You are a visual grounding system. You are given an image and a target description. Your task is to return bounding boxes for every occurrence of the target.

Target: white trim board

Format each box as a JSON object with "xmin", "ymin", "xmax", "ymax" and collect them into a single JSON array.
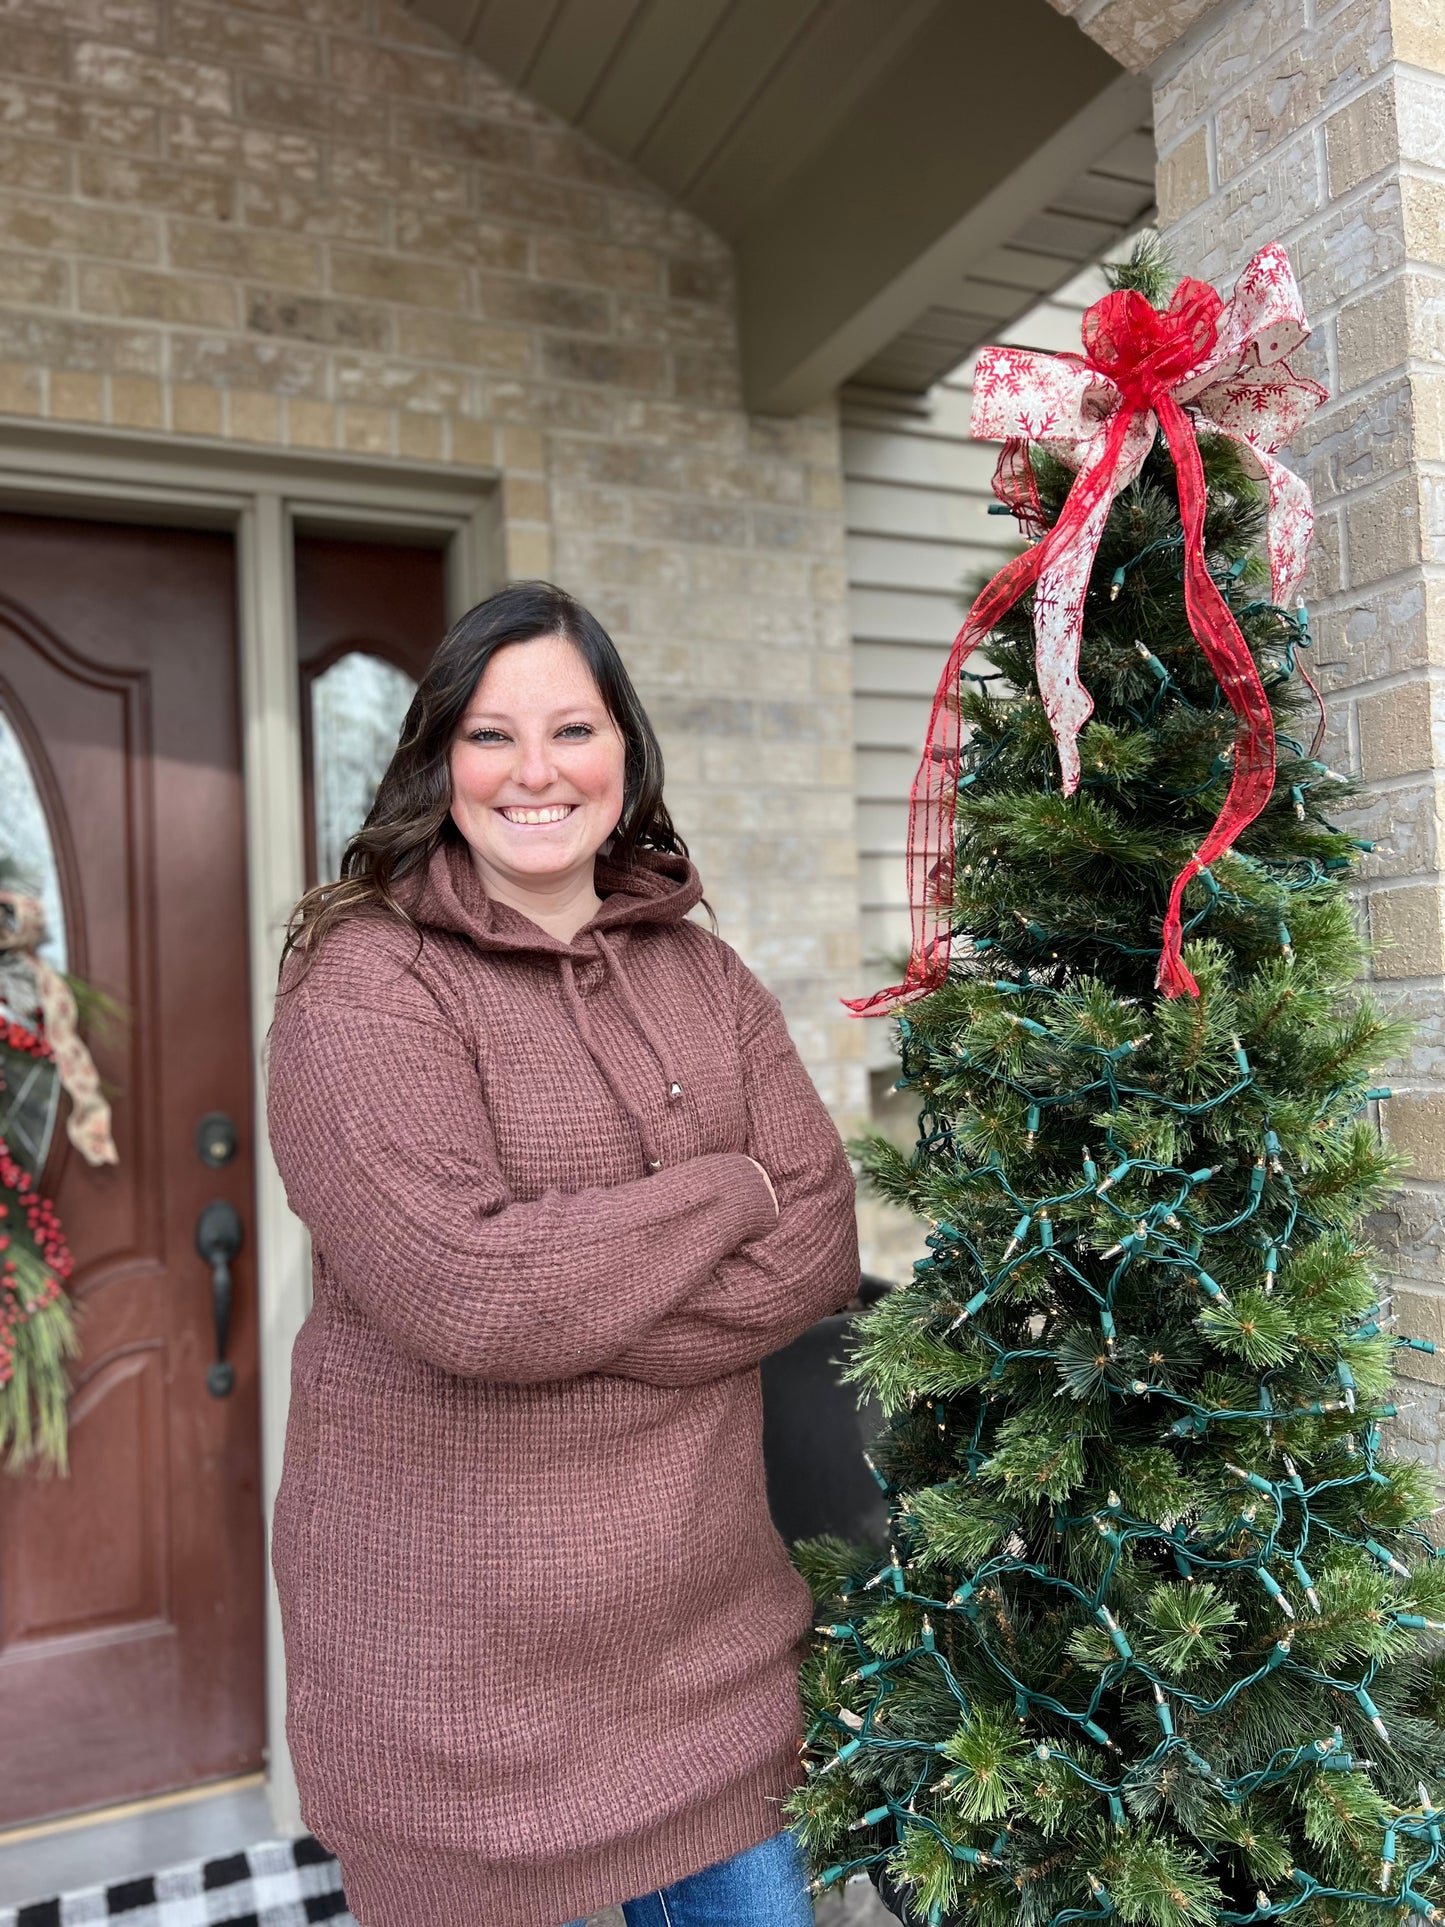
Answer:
[{"xmin": 0, "ymin": 417, "xmax": 499, "ymax": 1838}]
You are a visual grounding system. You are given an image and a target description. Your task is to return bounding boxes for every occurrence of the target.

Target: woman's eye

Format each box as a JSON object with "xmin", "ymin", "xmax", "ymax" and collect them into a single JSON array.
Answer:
[{"xmin": 463, "ymin": 722, "xmax": 594, "ymax": 743}]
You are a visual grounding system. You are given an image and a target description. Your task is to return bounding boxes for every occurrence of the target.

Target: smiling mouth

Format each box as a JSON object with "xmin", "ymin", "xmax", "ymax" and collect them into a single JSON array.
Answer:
[{"xmin": 497, "ymin": 804, "xmax": 577, "ymax": 825}]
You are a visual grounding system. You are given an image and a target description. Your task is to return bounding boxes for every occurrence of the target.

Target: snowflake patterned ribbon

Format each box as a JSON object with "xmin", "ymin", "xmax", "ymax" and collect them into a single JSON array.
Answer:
[{"xmin": 845, "ymin": 242, "xmax": 1327, "ymax": 1017}]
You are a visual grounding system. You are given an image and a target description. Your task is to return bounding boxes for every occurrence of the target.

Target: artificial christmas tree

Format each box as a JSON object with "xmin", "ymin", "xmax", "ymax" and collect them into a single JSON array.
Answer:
[{"xmin": 787, "ymin": 243, "xmax": 1445, "ymax": 1927}]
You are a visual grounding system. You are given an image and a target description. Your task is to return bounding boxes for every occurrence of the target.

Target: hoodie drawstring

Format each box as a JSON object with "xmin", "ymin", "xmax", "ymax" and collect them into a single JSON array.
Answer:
[
  {"xmin": 557, "ymin": 934, "xmax": 680, "ymax": 1172},
  {"xmin": 591, "ymin": 930, "xmax": 684, "ymax": 1105}
]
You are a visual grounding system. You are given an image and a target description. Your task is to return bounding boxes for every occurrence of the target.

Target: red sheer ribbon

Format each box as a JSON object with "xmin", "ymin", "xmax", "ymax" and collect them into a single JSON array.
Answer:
[
  {"xmin": 843, "ymin": 279, "xmax": 1279, "ymax": 1017},
  {"xmin": 991, "ymin": 440, "xmax": 1050, "ymax": 541}
]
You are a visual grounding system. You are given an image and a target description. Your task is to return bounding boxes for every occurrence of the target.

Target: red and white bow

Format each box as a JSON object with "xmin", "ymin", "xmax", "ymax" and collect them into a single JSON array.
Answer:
[{"xmin": 845, "ymin": 242, "xmax": 1327, "ymax": 1017}]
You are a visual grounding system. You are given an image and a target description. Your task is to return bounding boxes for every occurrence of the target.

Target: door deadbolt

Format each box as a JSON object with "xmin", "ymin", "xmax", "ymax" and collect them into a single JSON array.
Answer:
[{"xmin": 196, "ymin": 1112, "xmax": 238, "ymax": 1169}]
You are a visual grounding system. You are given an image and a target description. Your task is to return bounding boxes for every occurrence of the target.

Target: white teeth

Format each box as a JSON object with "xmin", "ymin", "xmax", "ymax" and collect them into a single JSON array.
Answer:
[{"xmin": 500, "ymin": 805, "xmax": 574, "ymax": 824}]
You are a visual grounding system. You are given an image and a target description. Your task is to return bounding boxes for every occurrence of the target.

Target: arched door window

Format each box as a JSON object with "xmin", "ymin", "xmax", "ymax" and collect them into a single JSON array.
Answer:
[
  {"xmin": 0, "ymin": 703, "xmax": 67, "ymax": 969},
  {"xmin": 309, "ymin": 652, "xmax": 417, "ymax": 884}
]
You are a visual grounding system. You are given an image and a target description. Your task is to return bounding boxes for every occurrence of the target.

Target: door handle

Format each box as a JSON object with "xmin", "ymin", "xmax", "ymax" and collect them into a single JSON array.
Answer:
[{"xmin": 195, "ymin": 1199, "xmax": 243, "ymax": 1397}]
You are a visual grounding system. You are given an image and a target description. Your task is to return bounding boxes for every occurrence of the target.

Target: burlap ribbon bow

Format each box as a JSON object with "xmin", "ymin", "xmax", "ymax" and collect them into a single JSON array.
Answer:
[{"xmin": 0, "ymin": 891, "xmax": 118, "ymax": 1167}]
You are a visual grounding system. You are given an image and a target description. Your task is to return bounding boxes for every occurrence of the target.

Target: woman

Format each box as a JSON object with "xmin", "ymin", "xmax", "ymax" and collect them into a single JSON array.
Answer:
[{"xmin": 267, "ymin": 581, "xmax": 859, "ymax": 1927}]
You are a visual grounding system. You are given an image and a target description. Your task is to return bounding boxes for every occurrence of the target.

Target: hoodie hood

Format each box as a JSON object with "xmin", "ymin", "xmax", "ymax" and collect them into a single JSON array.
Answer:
[
  {"xmin": 400, "ymin": 833, "xmax": 704, "ymax": 958},
  {"xmin": 396, "ymin": 836, "xmax": 703, "ymax": 1172}
]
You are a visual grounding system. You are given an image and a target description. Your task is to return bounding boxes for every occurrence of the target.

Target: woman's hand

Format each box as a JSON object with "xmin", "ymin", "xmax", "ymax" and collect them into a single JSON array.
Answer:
[{"xmin": 746, "ymin": 1156, "xmax": 779, "ymax": 1219}]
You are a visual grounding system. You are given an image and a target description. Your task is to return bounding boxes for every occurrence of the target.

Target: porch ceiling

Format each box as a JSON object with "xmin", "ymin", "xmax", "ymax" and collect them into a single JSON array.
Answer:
[{"xmin": 407, "ymin": 0, "xmax": 1155, "ymax": 413}]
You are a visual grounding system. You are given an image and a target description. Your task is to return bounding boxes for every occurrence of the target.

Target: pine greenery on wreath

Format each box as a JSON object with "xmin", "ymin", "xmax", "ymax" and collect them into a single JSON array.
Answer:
[
  {"xmin": 0, "ymin": 1010, "xmax": 78, "ymax": 1471},
  {"xmin": 786, "ymin": 249, "xmax": 1445, "ymax": 1927}
]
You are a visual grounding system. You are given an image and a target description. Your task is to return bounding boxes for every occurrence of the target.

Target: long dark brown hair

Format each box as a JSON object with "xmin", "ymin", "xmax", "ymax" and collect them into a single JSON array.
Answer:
[{"xmin": 279, "ymin": 579, "xmax": 688, "ymax": 982}]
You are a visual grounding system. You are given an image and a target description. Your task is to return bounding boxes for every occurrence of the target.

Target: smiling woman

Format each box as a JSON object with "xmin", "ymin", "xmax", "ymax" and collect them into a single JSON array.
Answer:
[{"xmin": 263, "ymin": 581, "xmax": 857, "ymax": 1927}]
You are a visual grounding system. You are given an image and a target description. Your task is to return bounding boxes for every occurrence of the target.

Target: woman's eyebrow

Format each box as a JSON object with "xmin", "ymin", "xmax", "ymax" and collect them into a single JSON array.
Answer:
[{"xmin": 459, "ymin": 704, "xmax": 607, "ymax": 726}]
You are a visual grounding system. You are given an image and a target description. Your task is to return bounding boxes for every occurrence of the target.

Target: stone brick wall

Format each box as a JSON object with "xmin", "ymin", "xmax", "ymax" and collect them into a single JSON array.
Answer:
[
  {"xmin": 1045, "ymin": 0, "xmax": 1222, "ymax": 71},
  {"xmin": 1101, "ymin": 0, "xmax": 1445, "ymax": 1488},
  {"xmin": 0, "ymin": 0, "xmax": 863, "ymax": 1114}
]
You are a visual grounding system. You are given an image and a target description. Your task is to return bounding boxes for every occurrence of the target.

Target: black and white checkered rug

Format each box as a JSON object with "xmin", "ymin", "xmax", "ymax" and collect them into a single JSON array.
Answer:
[{"xmin": 0, "ymin": 1836, "xmax": 352, "ymax": 1927}]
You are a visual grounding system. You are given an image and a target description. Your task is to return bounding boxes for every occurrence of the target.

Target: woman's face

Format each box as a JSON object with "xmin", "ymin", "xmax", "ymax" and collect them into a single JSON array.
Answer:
[{"xmin": 448, "ymin": 633, "xmax": 627, "ymax": 896}]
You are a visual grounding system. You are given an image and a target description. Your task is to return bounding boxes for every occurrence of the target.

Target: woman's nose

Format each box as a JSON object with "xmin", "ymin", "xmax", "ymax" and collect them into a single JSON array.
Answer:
[{"xmin": 513, "ymin": 737, "xmax": 559, "ymax": 790}]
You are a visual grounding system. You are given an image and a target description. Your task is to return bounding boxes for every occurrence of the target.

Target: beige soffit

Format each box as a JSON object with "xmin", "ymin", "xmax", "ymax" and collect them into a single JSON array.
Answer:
[{"xmin": 405, "ymin": 0, "xmax": 1154, "ymax": 412}]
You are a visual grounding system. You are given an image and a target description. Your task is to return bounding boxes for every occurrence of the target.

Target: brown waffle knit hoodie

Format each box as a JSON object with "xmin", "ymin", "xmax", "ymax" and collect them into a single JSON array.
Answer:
[{"xmin": 266, "ymin": 835, "xmax": 859, "ymax": 1927}]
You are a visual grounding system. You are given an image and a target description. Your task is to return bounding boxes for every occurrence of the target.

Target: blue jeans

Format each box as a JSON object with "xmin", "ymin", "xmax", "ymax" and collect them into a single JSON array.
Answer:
[{"xmin": 563, "ymin": 1826, "xmax": 815, "ymax": 1926}]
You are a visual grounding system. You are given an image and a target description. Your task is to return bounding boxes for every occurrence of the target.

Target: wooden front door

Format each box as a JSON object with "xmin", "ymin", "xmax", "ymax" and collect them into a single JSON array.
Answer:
[{"xmin": 0, "ymin": 512, "xmax": 264, "ymax": 1828}]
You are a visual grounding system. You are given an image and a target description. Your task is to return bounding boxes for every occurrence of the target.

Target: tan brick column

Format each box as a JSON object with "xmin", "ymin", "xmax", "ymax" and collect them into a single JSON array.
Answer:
[{"xmin": 1047, "ymin": 0, "xmax": 1445, "ymax": 1493}]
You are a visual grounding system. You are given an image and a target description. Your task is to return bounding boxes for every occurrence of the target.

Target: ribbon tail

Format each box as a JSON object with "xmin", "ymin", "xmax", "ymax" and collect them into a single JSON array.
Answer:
[
  {"xmin": 1154, "ymin": 392, "xmax": 1277, "ymax": 997},
  {"xmin": 1208, "ymin": 429, "xmax": 1315, "ymax": 607},
  {"xmin": 1033, "ymin": 519, "xmax": 1103, "ymax": 795},
  {"xmin": 30, "ymin": 952, "xmax": 119, "ymax": 1166},
  {"xmin": 843, "ymin": 542, "xmax": 1047, "ymax": 1016},
  {"xmin": 1203, "ymin": 424, "xmax": 1323, "ymax": 751},
  {"xmin": 1031, "ymin": 406, "xmax": 1143, "ymax": 793},
  {"xmin": 1230, "ymin": 435, "xmax": 1324, "ymax": 751}
]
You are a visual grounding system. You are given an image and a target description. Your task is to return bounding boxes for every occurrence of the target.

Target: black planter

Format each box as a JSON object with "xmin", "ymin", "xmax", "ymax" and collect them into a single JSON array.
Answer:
[
  {"xmin": 758, "ymin": 1277, "xmax": 891, "ymax": 1548},
  {"xmin": 873, "ymin": 1861, "xmax": 926, "ymax": 1924}
]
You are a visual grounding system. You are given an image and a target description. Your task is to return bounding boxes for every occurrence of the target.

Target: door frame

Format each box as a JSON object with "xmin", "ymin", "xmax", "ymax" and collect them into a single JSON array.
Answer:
[{"xmin": 0, "ymin": 418, "xmax": 499, "ymax": 1835}]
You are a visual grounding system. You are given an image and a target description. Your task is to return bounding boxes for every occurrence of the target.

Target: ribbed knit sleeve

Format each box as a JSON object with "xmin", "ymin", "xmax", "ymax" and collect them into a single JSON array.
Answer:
[
  {"xmin": 604, "ymin": 949, "xmax": 859, "ymax": 1387},
  {"xmin": 266, "ymin": 946, "xmax": 778, "ymax": 1385}
]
